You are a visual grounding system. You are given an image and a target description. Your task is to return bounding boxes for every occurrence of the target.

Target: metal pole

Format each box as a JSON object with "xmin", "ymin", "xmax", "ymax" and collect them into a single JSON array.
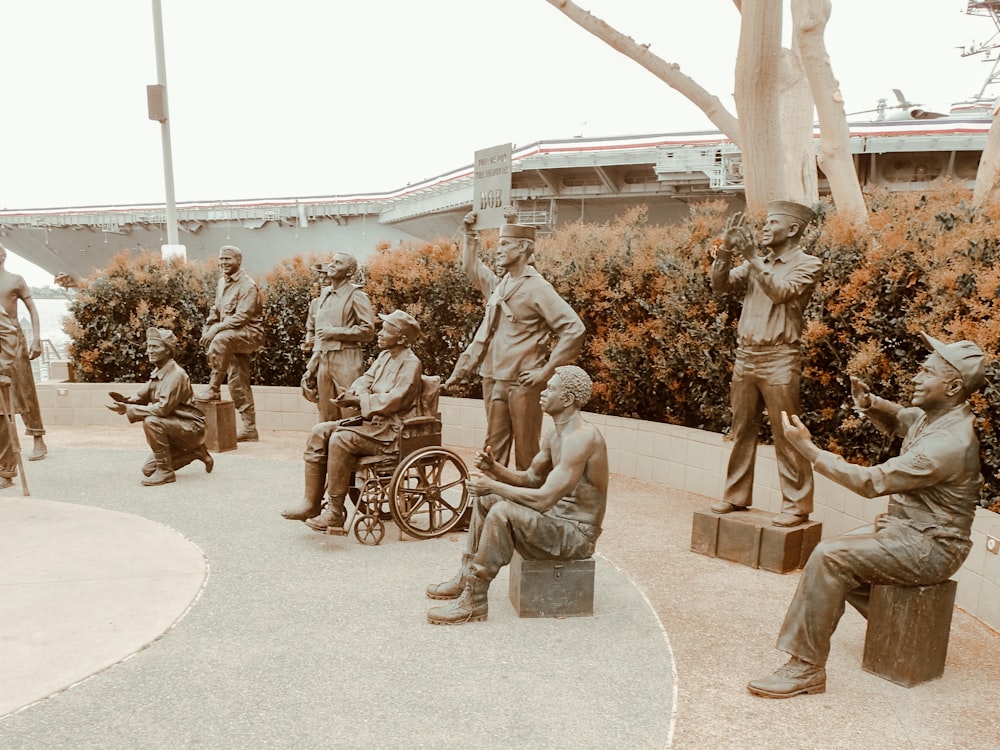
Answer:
[{"xmin": 151, "ymin": 0, "xmax": 180, "ymax": 248}]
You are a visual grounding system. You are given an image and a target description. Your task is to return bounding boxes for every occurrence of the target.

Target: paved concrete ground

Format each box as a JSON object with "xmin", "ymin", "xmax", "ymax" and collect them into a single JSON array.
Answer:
[{"xmin": 1, "ymin": 425, "xmax": 999, "ymax": 749}]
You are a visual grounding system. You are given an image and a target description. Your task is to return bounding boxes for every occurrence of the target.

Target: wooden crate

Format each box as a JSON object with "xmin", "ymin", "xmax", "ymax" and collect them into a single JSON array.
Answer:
[
  {"xmin": 508, "ymin": 551, "xmax": 595, "ymax": 618},
  {"xmin": 691, "ymin": 508, "xmax": 822, "ymax": 573},
  {"xmin": 195, "ymin": 398, "xmax": 237, "ymax": 453},
  {"xmin": 862, "ymin": 579, "xmax": 957, "ymax": 687}
]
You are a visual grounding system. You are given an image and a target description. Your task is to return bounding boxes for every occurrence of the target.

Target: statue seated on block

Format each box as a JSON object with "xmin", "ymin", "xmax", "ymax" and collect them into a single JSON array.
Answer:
[
  {"xmin": 426, "ymin": 365, "xmax": 608, "ymax": 625},
  {"xmin": 747, "ymin": 332, "xmax": 986, "ymax": 698},
  {"xmin": 106, "ymin": 327, "xmax": 212, "ymax": 486},
  {"xmin": 281, "ymin": 309, "xmax": 423, "ymax": 532}
]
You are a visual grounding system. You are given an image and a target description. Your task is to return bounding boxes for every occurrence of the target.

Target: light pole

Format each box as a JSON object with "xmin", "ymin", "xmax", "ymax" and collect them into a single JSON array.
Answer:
[{"xmin": 148, "ymin": 0, "xmax": 183, "ymax": 258}]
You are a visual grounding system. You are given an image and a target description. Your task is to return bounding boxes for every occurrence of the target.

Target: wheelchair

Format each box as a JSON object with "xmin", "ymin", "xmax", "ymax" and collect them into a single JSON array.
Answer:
[{"xmin": 334, "ymin": 375, "xmax": 471, "ymax": 545}]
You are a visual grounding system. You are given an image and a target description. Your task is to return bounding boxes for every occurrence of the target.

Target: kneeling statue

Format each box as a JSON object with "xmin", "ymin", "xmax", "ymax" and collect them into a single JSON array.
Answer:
[
  {"xmin": 106, "ymin": 327, "xmax": 212, "ymax": 486},
  {"xmin": 427, "ymin": 365, "xmax": 607, "ymax": 625}
]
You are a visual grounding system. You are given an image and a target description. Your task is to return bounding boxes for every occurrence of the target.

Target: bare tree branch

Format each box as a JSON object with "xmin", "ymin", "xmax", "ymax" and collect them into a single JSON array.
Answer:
[
  {"xmin": 792, "ymin": 0, "xmax": 868, "ymax": 226},
  {"xmin": 545, "ymin": 0, "xmax": 741, "ymax": 144}
]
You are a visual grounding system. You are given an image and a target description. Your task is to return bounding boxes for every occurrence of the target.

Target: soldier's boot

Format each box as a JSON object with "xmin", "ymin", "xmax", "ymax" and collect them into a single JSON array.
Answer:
[
  {"xmin": 237, "ymin": 410, "xmax": 259, "ymax": 442},
  {"xmin": 282, "ymin": 462, "xmax": 326, "ymax": 521},
  {"xmin": 425, "ymin": 553, "xmax": 473, "ymax": 600},
  {"xmin": 194, "ymin": 443, "xmax": 214, "ymax": 473},
  {"xmin": 141, "ymin": 449, "xmax": 176, "ymax": 486},
  {"xmin": 305, "ymin": 494, "xmax": 347, "ymax": 535},
  {"xmin": 142, "ymin": 452, "xmax": 157, "ymax": 477},
  {"xmin": 197, "ymin": 371, "xmax": 224, "ymax": 401},
  {"xmin": 426, "ymin": 572, "xmax": 489, "ymax": 625}
]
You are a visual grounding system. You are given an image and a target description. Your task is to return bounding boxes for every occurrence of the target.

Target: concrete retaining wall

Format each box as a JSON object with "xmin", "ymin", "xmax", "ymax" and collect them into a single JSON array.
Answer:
[{"xmin": 37, "ymin": 382, "xmax": 1000, "ymax": 633}]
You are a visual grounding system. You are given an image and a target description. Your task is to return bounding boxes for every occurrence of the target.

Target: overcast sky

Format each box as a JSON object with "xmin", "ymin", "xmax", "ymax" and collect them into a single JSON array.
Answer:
[{"xmin": 0, "ymin": 0, "xmax": 992, "ymax": 283}]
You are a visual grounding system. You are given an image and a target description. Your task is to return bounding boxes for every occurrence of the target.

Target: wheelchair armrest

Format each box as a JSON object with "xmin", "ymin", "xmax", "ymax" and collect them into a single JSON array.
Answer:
[{"xmin": 402, "ymin": 415, "xmax": 439, "ymax": 429}]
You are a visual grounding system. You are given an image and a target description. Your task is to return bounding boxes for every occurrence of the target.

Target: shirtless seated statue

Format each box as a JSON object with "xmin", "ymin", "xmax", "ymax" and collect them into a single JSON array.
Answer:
[{"xmin": 426, "ymin": 364, "xmax": 608, "ymax": 625}]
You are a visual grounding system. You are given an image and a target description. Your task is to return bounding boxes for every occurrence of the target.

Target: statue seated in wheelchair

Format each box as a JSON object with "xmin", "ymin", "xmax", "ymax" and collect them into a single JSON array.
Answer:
[{"xmin": 282, "ymin": 309, "xmax": 470, "ymax": 545}]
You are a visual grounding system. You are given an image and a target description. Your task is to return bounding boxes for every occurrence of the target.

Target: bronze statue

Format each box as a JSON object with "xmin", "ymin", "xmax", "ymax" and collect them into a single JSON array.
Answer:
[
  {"xmin": 446, "ymin": 212, "xmax": 585, "ymax": 470},
  {"xmin": 299, "ymin": 253, "xmax": 375, "ymax": 422},
  {"xmin": 0, "ymin": 306, "xmax": 26, "ymax": 489},
  {"xmin": 0, "ymin": 244, "xmax": 47, "ymax": 461},
  {"xmin": 282, "ymin": 310, "xmax": 423, "ymax": 528},
  {"xmin": 198, "ymin": 245, "xmax": 265, "ymax": 441},
  {"xmin": 106, "ymin": 327, "xmax": 212, "ymax": 486},
  {"xmin": 747, "ymin": 333, "xmax": 985, "ymax": 698},
  {"xmin": 427, "ymin": 365, "xmax": 608, "ymax": 625},
  {"xmin": 300, "ymin": 261, "xmax": 330, "ymax": 356},
  {"xmin": 710, "ymin": 201, "xmax": 822, "ymax": 527}
]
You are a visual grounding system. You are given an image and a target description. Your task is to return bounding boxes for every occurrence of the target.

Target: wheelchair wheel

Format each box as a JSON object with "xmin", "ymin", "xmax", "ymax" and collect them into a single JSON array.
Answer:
[
  {"xmin": 388, "ymin": 446, "xmax": 470, "ymax": 540},
  {"xmin": 354, "ymin": 514, "xmax": 385, "ymax": 545}
]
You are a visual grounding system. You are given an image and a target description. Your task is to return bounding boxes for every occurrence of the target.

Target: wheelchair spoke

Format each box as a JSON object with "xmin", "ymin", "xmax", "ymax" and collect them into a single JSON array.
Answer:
[{"xmin": 389, "ymin": 447, "xmax": 471, "ymax": 539}]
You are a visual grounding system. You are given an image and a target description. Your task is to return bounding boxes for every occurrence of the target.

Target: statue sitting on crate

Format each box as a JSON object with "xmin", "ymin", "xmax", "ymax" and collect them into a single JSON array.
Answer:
[
  {"xmin": 426, "ymin": 365, "xmax": 608, "ymax": 625},
  {"xmin": 747, "ymin": 332, "xmax": 986, "ymax": 699},
  {"xmin": 282, "ymin": 309, "xmax": 423, "ymax": 533},
  {"xmin": 105, "ymin": 327, "xmax": 212, "ymax": 486}
]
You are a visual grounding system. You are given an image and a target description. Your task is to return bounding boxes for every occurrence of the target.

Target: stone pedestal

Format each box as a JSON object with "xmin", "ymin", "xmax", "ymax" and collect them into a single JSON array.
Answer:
[
  {"xmin": 691, "ymin": 508, "xmax": 822, "ymax": 573},
  {"xmin": 508, "ymin": 551, "xmax": 595, "ymax": 618},
  {"xmin": 195, "ymin": 398, "xmax": 237, "ymax": 453},
  {"xmin": 862, "ymin": 579, "xmax": 957, "ymax": 687}
]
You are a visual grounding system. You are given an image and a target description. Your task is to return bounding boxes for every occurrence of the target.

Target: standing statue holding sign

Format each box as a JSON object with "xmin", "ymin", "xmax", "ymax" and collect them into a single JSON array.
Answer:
[
  {"xmin": 710, "ymin": 201, "xmax": 822, "ymax": 527},
  {"xmin": 446, "ymin": 212, "xmax": 585, "ymax": 470},
  {"xmin": 748, "ymin": 333, "xmax": 985, "ymax": 698}
]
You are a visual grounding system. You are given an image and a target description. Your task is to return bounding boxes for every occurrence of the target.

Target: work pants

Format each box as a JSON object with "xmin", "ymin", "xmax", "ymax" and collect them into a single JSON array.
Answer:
[
  {"xmin": 723, "ymin": 346, "xmax": 813, "ymax": 516},
  {"xmin": 206, "ymin": 328, "xmax": 263, "ymax": 416},
  {"xmin": 315, "ymin": 348, "xmax": 364, "ymax": 422},
  {"xmin": 482, "ymin": 377, "xmax": 543, "ymax": 471},
  {"xmin": 7, "ymin": 328, "xmax": 44, "ymax": 435},
  {"xmin": 466, "ymin": 492, "xmax": 597, "ymax": 584},
  {"xmin": 142, "ymin": 415, "xmax": 207, "ymax": 470},
  {"xmin": 303, "ymin": 420, "xmax": 390, "ymax": 499},
  {"xmin": 776, "ymin": 518, "xmax": 970, "ymax": 666}
]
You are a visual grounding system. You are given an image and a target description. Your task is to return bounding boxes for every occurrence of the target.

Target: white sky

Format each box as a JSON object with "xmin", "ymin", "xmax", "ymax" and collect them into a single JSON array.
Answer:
[{"xmin": 0, "ymin": 0, "xmax": 992, "ymax": 283}]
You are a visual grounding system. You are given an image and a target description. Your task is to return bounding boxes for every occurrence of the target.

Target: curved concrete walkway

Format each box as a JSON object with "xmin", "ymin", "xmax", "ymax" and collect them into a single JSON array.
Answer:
[
  {"xmin": 0, "ymin": 429, "xmax": 673, "ymax": 749},
  {"xmin": 2, "ymin": 425, "xmax": 999, "ymax": 749}
]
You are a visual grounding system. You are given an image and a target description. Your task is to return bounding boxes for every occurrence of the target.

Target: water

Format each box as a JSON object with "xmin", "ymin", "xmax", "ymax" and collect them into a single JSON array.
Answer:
[{"xmin": 26, "ymin": 297, "xmax": 72, "ymax": 360}]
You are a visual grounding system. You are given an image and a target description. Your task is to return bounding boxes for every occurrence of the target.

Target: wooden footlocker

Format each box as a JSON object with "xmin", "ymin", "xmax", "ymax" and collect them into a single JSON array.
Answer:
[
  {"xmin": 508, "ymin": 551, "xmax": 595, "ymax": 618},
  {"xmin": 691, "ymin": 508, "xmax": 822, "ymax": 573},
  {"xmin": 862, "ymin": 579, "xmax": 958, "ymax": 687},
  {"xmin": 195, "ymin": 398, "xmax": 237, "ymax": 453}
]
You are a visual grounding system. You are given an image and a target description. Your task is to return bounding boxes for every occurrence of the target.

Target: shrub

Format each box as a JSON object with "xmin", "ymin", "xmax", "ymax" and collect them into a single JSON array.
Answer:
[{"xmin": 65, "ymin": 251, "xmax": 217, "ymax": 382}]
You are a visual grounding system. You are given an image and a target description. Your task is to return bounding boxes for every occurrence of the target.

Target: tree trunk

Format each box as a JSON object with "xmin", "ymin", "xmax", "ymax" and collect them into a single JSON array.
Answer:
[
  {"xmin": 792, "ymin": 0, "xmax": 868, "ymax": 226},
  {"xmin": 544, "ymin": 0, "xmax": 741, "ymax": 144},
  {"xmin": 734, "ymin": 0, "xmax": 786, "ymax": 211},
  {"xmin": 973, "ymin": 106, "xmax": 1000, "ymax": 206},
  {"xmin": 778, "ymin": 44, "xmax": 819, "ymax": 206}
]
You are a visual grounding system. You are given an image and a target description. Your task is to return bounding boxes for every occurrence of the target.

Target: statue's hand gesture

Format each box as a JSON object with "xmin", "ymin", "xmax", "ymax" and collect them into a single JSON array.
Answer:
[
  {"xmin": 474, "ymin": 445, "xmax": 497, "ymax": 475},
  {"xmin": 850, "ymin": 375, "xmax": 872, "ymax": 410},
  {"xmin": 463, "ymin": 211, "xmax": 477, "ymax": 230},
  {"xmin": 722, "ymin": 212, "xmax": 754, "ymax": 259}
]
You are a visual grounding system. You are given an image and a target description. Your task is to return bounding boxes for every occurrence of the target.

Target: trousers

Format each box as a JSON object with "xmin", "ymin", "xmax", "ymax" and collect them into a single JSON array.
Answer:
[
  {"xmin": 724, "ymin": 346, "xmax": 813, "ymax": 515},
  {"xmin": 482, "ymin": 377, "xmax": 543, "ymax": 471},
  {"xmin": 206, "ymin": 328, "xmax": 264, "ymax": 415},
  {"xmin": 776, "ymin": 518, "xmax": 970, "ymax": 666},
  {"xmin": 465, "ymin": 492, "xmax": 597, "ymax": 583},
  {"xmin": 303, "ymin": 420, "xmax": 389, "ymax": 499}
]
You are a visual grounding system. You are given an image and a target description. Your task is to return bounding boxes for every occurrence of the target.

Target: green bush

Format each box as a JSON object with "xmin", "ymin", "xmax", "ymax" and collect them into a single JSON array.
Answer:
[{"xmin": 65, "ymin": 251, "xmax": 217, "ymax": 382}]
